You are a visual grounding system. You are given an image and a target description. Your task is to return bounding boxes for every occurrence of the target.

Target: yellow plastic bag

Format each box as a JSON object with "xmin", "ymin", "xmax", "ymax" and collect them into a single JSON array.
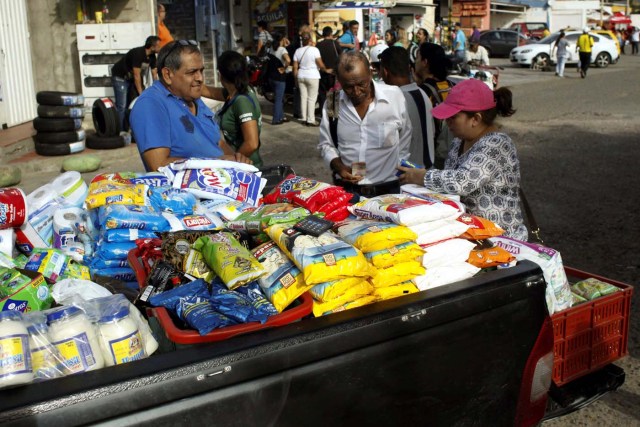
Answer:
[
  {"xmin": 373, "ymin": 281, "xmax": 419, "ymax": 301},
  {"xmin": 252, "ymin": 241, "xmax": 313, "ymax": 313},
  {"xmin": 266, "ymin": 224, "xmax": 374, "ymax": 286},
  {"xmin": 364, "ymin": 242, "xmax": 424, "ymax": 269},
  {"xmin": 335, "ymin": 220, "xmax": 417, "ymax": 253},
  {"xmin": 369, "ymin": 261, "xmax": 425, "ymax": 288},
  {"xmin": 312, "ymin": 281, "xmax": 374, "ymax": 317},
  {"xmin": 310, "ymin": 277, "xmax": 367, "ymax": 303},
  {"xmin": 85, "ymin": 181, "xmax": 147, "ymax": 210},
  {"xmin": 319, "ymin": 295, "xmax": 377, "ymax": 316}
]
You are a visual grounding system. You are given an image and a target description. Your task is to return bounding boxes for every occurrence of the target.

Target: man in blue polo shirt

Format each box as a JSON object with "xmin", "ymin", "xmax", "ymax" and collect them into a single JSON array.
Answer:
[
  {"xmin": 339, "ymin": 20, "xmax": 360, "ymax": 52},
  {"xmin": 130, "ymin": 40, "xmax": 250, "ymax": 171}
]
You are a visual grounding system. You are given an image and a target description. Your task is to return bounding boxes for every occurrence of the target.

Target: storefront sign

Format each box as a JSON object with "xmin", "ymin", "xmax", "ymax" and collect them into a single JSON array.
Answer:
[{"xmin": 320, "ymin": 1, "xmax": 396, "ymax": 9}]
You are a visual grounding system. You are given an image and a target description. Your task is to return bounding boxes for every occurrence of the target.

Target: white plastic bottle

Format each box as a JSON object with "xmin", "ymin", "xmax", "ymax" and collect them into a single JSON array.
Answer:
[
  {"xmin": 128, "ymin": 303, "xmax": 159, "ymax": 357},
  {"xmin": 0, "ymin": 311, "xmax": 34, "ymax": 387},
  {"xmin": 47, "ymin": 306, "xmax": 104, "ymax": 373},
  {"xmin": 98, "ymin": 305, "xmax": 146, "ymax": 367},
  {"xmin": 27, "ymin": 322, "xmax": 65, "ymax": 381}
]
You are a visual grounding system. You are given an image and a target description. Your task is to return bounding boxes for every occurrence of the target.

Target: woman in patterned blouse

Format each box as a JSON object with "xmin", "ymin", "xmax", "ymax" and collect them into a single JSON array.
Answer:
[{"xmin": 399, "ymin": 79, "xmax": 528, "ymax": 241}]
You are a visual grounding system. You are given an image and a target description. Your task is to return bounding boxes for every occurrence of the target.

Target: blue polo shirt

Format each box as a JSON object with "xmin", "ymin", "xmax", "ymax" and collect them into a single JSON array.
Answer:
[
  {"xmin": 339, "ymin": 30, "xmax": 356, "ymax": 52},
  {"xmin": 130, "ymin": 80, "xmax": 223, "ymax": 170}
]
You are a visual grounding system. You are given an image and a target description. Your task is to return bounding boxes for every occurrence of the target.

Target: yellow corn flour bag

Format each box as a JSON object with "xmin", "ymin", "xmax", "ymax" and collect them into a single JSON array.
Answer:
[
  {"xmin": 373, "ymin": 281, "xmax": 419, "ymax": 301},
  {"xmin": 364, "ymin": 242, "xmax": 424, "ymax": 269},
  {"xmin": 85, "ymin": 181, "xmax": 147, "ymax": 210},
  {"xmin": 369, "ymin": 261, "xmax": 425, "ymax": 288},
  {"xmin": 312, "ymin": 281, "xmax": 374, "ymax": 317},
  {"xmin": 310, "ymin": 277, "xmax": 368, "ymax": 303},
  {"xmin": 335, "ymin": 219, "xmax": 417, "ymax": 253},
  {"xmin": 266, "ymin": 224, "xmax": 374, "ymax": 286},
  {"xmin": 320, "ymin": 295, "xmax": 378, "ymax": 316},
  {"xmin": 193, "ymin": 232, "xmax": 266, "ymax": 290},
  {"xmin": 251, "ymin": 241, "xmax": 313, "ymax": 313}
]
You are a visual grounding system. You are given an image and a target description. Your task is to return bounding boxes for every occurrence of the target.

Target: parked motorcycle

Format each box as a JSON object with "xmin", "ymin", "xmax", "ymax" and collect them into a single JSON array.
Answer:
[{"xmin": 247, "ymin": 55, "xmax": 295, "ymax": 105}]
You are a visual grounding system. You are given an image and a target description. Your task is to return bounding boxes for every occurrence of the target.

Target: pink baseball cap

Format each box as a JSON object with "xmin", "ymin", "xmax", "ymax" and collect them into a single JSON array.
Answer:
[{"xmin": 431, "ymin": 79, "xmax": 496, "ymax": 120}]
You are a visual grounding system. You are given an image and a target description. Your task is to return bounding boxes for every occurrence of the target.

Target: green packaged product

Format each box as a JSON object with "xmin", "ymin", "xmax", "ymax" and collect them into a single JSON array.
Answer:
[
  {"xmin": 226, "ymin": 203, "xmax": 310, "ymax": 235},
  {"xmin": 571, "ymin": 280, "xmax": 602, "ymax": 301},
  {"xmin": 576, "ymin": 277, "xmax": 620, "ymax": 296},
  {"xmin": 571, "ymin": 292, "xmax": 588, "ymax": 306},
  {"xmin": 0, "ymin": 269, "xmax": 53, "ymax": 312},
  {"xmin": 193, "ymin": 232, "xmax": 266, "ymax": 290},
  {"xmin": 0, "ymin": 267, "xmax": 32, "ymax": 295}
]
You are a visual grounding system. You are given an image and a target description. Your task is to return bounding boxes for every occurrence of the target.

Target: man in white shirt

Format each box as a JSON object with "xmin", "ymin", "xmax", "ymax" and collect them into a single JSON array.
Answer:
[
  {"xmin": 378, "ymin": 46, "xmax": 434, "ymax": 168},
  {"xmin": 318, "ymin": 51, "xmax": 412, "ymax": 196},
  {"xmin": 465, "ymin": 42, "xmax": 490, "ymax": 66}
]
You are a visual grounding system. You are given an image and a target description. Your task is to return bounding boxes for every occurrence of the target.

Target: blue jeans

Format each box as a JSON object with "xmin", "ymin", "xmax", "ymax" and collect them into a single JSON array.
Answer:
[
  {"xmin": 270, "ymin": 79, "xmax": 286, "ymax": 123},
  {"xmin": 556, "ymin": 55, "xmax": 568, "ymax": 76},
  {"xmin": 111, "ymin": 75, "xmax": 130, "ymax": 131}
]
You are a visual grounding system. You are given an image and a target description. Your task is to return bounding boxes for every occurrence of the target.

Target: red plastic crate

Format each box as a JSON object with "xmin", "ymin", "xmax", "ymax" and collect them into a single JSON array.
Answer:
[
  {"xmin": 551, "ymin": 267, "xmax": 633, "ymax": 386},
  {"xmin": 128, "ymin": 248, "xmax": 313, "ymax": 344}
]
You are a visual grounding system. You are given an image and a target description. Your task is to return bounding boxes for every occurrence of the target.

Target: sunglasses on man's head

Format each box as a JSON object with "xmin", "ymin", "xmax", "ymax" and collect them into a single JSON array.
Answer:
[{"xmin": 160, "ymin": 40, "xmax": 198, "ymax": 68}]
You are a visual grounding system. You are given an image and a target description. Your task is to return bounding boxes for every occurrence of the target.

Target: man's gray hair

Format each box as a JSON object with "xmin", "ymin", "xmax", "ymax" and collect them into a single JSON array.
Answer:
[
  {"xmin": 157, "ymin": 41, "xmax": 201, "ymax": 84},
  {"xmin": 337, "ymin": 51, "xmax": 370, "ymax": 77}
]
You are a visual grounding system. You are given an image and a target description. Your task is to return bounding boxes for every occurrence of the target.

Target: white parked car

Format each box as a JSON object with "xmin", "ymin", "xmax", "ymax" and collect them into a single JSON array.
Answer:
[{"xmin": 510, "ymin": 31, "xmax": 619, "ymax": 69}]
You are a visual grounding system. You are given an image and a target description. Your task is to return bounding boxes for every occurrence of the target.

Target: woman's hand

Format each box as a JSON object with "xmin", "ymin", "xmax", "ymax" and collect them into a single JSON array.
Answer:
[
  {"xmin": 398, "ymin": 166, "xmax": 427, "ymax": 185},
  {"xmin": 221, "ymin": 152, "xmax": 252, "ymax": 164}
]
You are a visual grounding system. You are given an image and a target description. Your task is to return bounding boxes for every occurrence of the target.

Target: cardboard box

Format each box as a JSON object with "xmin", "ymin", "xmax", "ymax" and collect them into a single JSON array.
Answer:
[{"xmin": 0, "ymin": 269, "xmax": 53, "ymax": 313}]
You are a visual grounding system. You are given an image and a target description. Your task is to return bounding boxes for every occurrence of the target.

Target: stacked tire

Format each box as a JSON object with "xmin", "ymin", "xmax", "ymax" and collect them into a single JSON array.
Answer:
[
  {"xmin": 34, "ymin": 91, "xmax": 86, "ymax": 156},
  {"xmin": 88, "ymin": 97, "xmax": 131, "ymax": 149}
]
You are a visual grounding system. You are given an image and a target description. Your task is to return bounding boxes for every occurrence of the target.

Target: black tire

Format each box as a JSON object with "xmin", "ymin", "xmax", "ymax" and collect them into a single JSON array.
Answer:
[
  {"xmin": 37, "ymin": 105, "xmax": 85, "ymax": 119},
  {"xmin": 36, "ymin": 91, "xmax": 84, "ymax": 106},
  {"xmin": 33, "ymin": 117, "xmax": 82, "ymax": 132},
  {"xmin": 531, "ymin": 53, "xmax": 550, "ymax": 71},
  {"xmin": 86, "ymin": 131, "xmax": 130, "ymax": 149},
  {"xmin": 34, "ymin": 140, "xmax": 86, "ymax": 156},
  {"xmin": 35, "ymin": 129, "xmax": 86, "ymax": 144},
  {"xmin": 92, "ymin": 97, "xmax": 120, "ymax": 137},
  {"xmin": 594, "ymin": 52, "xmax": 611, "ymax": 68}
]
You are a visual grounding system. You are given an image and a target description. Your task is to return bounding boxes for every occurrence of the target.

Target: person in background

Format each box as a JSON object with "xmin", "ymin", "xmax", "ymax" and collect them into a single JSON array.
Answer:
[
  {"xmin": 385, "ymin": 29, "xmax": 404, "ymax": 47},
  {"xmin": 256, "ymin": 20, "xmax": 273, "ymax": 57},
  {"xmin": 293, "ymin": 32, "xmax": 331, "ymax": 127},
  {"xmin": 288, "ymin": 24, "xmax": 313, "ymax": 119},
  {"xmin": 379, "ymin": 46, "xmax": 434, "ymax": 169},
  {"xmin": 470, "ymin": 25, "xmax": 481, "ymax": 44},
  {"xmin": 576, "ymin": 27, "xmax": 594, "ymax": 78},
  {"xmin": 398, "ymin": 79, "xmax": 527, "ymax": 240},
  {"xmin": 434, "ymin": 22, "xmax": 442, "ymax": 45},
  {"xmin": 368, "ymin": 43, "xmax": 388, "ymax": 81},
  {"xmin": 465, "ymin": 42, "xmax": 490, "ymax": 66},
  {"xmin": 269, "ymin": 32, "xmax": 291, "ymax": 125},
  {"xmin": 552, "ymin": 30, "xmax": 569, "ymax": 77},
  {"xmin": 316, "ymin": 26, "xmax": 342, "ymax": 112},
  {"xmin": 157, "ymin": 3, "xmax": 173, "ymax": 48},
  {"xmin": 408, "ymin": 28, "xmax": 428, "ymax": 70},
  {"xmin": 202, "ymin": 51, "xmax": 263, "ymax": 167},
  {"xmin": 111, "ymin": 36, "xmax": 161, "ymax": 131},
  {"xmin": 339, "ymin": 20, "xmax": 360, "ymax": 52},
  {"xmin": 318, "ymin": 51, "xmax": 411, "ymax": 196},
  {"xmin": 542, "ymin": 24, "xmax": 551, "ymax": 38},
  {"xmin": 453, "ymin": 22, "xmax": 467, "ymax": 61},
  {"xmin": 631, "ymin": 26, "xmax": 640, "ymax": 55},
  {"xmin": 130, "ymin": 40, "xmax": 250, "ymax": 171}
]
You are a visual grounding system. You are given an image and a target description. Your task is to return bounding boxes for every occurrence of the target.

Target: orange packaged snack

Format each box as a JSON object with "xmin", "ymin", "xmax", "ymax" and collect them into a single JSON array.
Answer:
[
  {"xmin": 458, "ymin": 214, "xmax": 505, "ymax": 240},
  {"xmin": 467, "ymin": 245, "xmax": 515, "ymax": 268}
]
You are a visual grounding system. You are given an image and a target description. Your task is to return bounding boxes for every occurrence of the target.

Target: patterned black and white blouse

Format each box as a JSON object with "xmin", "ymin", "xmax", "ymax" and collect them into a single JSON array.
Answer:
[{"xmin": 423, "ymin": 132, "xmax": 528, "ymax": 241}]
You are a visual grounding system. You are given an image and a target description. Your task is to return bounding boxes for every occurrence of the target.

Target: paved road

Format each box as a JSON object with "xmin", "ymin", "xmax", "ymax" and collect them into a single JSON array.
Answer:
[{"xmin": 10, "ymin": 53, "xmax": 640, "ymax": 425}]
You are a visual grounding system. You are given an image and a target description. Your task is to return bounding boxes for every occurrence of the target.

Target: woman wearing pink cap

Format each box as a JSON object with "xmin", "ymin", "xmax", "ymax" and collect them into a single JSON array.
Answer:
[{"xmin": 398, "ymin": 78, "xmax": 528, "ymax": 240}]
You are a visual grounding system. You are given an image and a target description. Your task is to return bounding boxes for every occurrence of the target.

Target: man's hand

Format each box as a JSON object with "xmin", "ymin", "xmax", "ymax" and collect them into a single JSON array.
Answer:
[
  {"xmin": 331, "ymin": 158, "xmax": 363, "ymax": 184},
  {"xmin": 221, "ymin": 152, "xmax": 253, "ymax": 164},
  {"xmin": 398, "ymin": 166, "xmax": 427, "ymax": 185}
]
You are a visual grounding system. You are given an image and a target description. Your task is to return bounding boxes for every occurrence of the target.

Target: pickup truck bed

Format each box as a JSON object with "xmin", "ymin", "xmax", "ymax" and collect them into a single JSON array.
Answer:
[{"xmin": 0, "ymin": 261, "xmax": 551, "ymax": 426}]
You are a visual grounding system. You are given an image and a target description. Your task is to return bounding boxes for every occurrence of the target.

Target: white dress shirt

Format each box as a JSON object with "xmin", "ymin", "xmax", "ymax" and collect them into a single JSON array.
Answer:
[{"xmin": 318, "ymin": 80, "xmax": 412, "ymax": 185}]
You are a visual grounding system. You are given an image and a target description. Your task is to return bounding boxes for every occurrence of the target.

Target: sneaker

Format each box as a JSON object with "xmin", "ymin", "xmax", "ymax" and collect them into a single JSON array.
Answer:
[
  {"xmin": 580, "ymin": 70, "xmax": 585, "ymax": 78},
  {"xmin": 305, "ymin": 122, "xmax": 320, "ymax": 127}
]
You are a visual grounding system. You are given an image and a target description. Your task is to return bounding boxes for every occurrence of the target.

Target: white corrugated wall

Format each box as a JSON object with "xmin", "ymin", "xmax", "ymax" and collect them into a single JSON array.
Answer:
[{"xmin": 0, "ymin": 0, "xmax": 37, "ymax": 128}]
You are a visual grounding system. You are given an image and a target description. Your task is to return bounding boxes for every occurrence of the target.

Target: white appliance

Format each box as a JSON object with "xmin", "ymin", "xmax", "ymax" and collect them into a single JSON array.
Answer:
[{"xmin": 76, "ymin": 22, "xmax": 153, "ymax": 108}]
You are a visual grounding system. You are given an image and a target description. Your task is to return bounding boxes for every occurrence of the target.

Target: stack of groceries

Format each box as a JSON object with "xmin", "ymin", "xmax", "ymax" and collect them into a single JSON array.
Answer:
[{"xmin": 0, "ymin": 157, "xmax": 614, "ymax": 390}]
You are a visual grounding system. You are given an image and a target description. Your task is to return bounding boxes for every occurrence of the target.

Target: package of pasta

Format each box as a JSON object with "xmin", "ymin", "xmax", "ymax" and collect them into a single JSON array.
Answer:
[
  {"xmin": 173, "ymin": 168, "xmax": 266, "ymax": 206},
  {"xmin": 98, "ymin": 205, "xmax": 171, "ymax": 231},
  {"xmin": 266, "ymin": 224, "xmax": 374, "ymax": 286},
  {"xmin": 148, "ymin": 186, "xmax": 198, "ymax": 215},
  {"xmin": 193, "ymin": 232, "xmax": 266, "ymax": 290},
  {"xmin": 226, "ymin": 203, "xmax": 310, "ymax": 235},
  {"xmin": 183, "ymin": 248, "xmax": 215, "ymax": 282},
  {"xmin": 262, "ymin": 175, "xmax": 352, "ymax": 217},
  {"xmin": 459, "ymin": 214, "xmax": 505, "ymax": 240},
  {"xmin": 85, "ymin": 181, "xmax": 148, "ymax": 210},
  {"xmin": 335, "ymin": 219, "xmax": 417, "ymax": 253},
  {"xmin": 319, "ymin": 295, "xmax": 377, "ymax": 317},
  {"xmin": 373, "ymin": 281, "xmax": 419, "ymax": 301},
  {"xmin": 251, "ymin": 241, "xmax": 312, "ymax": 313},
  {"xmin": 348, "ymin": 194, "xmax": 461, "ymax": 226},
  {"xmin": 159, "ymin": 230, "xmax": 221, "ymax": 269},
  {"xmin": 364, "ymin": 242, "xmax": 425, "ymax": 269},
  {"xmin": 309, "ymin": 277, "xmax": 368, "ymax": 303},
  {"xmin": 312, "ymin": 281, "xmax": 374, "ymax": 317},
  {"xmin": 369, "ymin": 261, "xmax": 425, "ymax": 288},
  {"xmin": 467, "ymin": 244, "xmax": 516, "ymax": 268}
]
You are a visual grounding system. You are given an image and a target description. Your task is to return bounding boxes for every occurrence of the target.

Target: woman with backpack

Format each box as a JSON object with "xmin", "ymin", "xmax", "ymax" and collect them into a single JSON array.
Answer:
[{"xmin": 398, "ymin": 78, "xmax": 528, "ymax": 241}]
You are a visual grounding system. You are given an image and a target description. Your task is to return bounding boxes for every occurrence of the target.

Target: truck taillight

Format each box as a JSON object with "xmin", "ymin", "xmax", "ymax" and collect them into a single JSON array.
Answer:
[{"xmin": 515, "ymin": 316, "xmax": 554, "ymax": 427}]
